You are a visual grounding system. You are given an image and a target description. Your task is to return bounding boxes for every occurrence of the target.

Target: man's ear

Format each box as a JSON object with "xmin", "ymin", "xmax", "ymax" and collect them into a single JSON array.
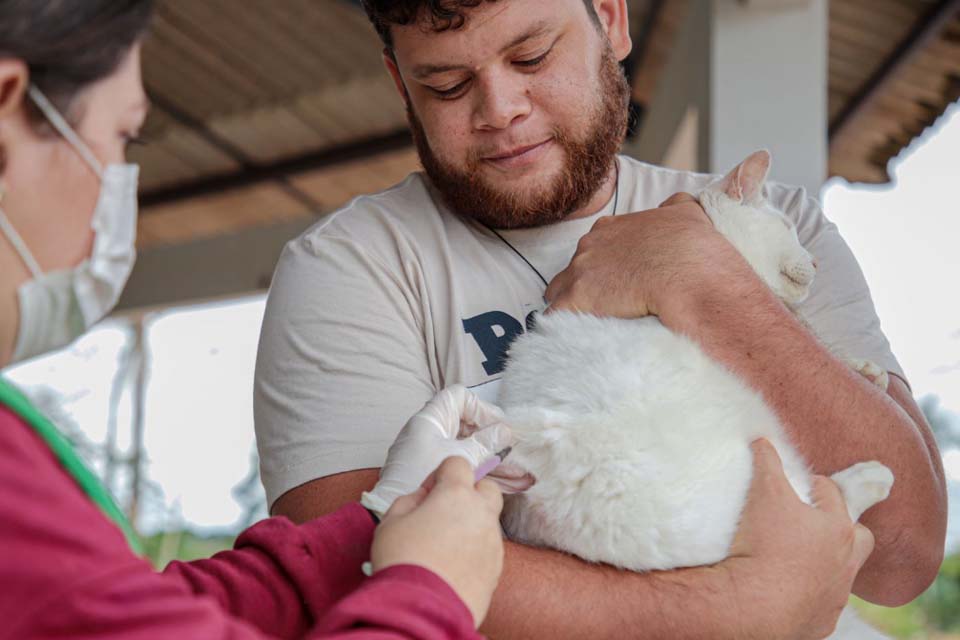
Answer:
[
  {"xmin": 382, "ymin": 50, "xmax": 411, "ymax": 110},
  {"xmin": 592, "ymin": 0, "xmax": 632, "ymax": 61},
  {"xmin": 0, "ymin": 59, "xmax": 28, "ymax": 122}
]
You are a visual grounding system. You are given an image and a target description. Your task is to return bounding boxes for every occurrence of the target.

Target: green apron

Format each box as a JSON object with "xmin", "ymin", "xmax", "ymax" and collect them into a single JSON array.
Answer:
[{"xmin": 0, "ymin": 376, "xmax": 142, "ymax": 554}]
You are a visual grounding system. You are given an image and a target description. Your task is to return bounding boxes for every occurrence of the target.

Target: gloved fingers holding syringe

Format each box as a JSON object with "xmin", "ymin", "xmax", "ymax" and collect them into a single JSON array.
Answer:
[{"xmin": 362, "ymin": 385, "xmax": 535, "ymax": 519}]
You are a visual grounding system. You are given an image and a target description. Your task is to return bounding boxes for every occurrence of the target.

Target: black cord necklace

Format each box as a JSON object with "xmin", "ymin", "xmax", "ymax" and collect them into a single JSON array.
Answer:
[{"xmin": 482, "ymin": 160, "xmax": 621, "ymax": 290}]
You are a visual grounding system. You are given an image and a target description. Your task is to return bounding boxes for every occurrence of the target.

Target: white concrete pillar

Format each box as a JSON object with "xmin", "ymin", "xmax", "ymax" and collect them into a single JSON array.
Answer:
[
  {"xmin": 626, "ymin": 0, "xmax": 828, "ymax": 194},
  {"xmin": 707, "ymin": 0, "xmax": 828, "ymax": 193}
]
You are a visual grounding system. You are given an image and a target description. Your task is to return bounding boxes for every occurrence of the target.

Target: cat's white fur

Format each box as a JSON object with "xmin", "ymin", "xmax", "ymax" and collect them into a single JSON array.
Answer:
[{"xmin": 497, "ymin": 151, "xmax": 894, "ymax": 639}]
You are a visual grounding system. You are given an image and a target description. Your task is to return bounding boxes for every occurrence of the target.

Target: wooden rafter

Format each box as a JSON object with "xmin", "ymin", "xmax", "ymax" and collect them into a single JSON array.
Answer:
[
  {"xmin": 829, "ymin": 0, "xmax": 960, "ymax": 145},
  {"xmin": 139, "ymin": 129, "xmax": 413, "ymax": 210}
]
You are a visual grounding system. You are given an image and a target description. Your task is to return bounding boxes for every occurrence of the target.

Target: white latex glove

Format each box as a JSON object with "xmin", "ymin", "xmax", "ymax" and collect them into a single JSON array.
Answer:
[{"xmin": 361, "ymin": 385, "xmax": 516, "ymax": 518}]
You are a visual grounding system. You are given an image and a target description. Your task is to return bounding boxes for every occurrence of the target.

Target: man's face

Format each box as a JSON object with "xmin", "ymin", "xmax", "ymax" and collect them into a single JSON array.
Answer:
[{"xmin": 387, "ymin": 0, "xmax": 632, "ymax": 228}]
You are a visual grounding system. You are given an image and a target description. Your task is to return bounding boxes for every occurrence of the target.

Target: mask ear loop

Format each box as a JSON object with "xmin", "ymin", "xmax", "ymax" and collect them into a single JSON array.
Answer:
[
  {"xmin": 1, "ymin": 87, "xmax": 105, "ymax": 280},
  {"xmin": 27, "ymin": 85, "xmax": 104, "ymax": 179},
  {"xmin": 0, "ymin": 201, "xmax": 44, "ymax": 279}
]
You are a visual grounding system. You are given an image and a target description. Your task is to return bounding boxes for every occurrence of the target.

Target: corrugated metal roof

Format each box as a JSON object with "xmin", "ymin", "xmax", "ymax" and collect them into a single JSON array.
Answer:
[{"xmin": 828, "ymin": 0, "xmax": 960, "ymax": 183}]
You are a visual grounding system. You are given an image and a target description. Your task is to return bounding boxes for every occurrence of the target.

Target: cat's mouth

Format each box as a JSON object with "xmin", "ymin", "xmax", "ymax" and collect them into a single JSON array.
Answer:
[{"xmin": 780, "ymin": 271, "xmax": 810, "ymax": 288}]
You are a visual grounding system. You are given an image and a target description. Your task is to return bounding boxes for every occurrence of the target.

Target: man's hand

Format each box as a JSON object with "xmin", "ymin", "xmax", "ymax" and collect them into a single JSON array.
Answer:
[
  {"xmin": 545, "ymin": 193, "xmax": 744, "ymax": 321},
  {"xmin": 724, "ymin": 440, "xmax": 876, "ymax": 640}
]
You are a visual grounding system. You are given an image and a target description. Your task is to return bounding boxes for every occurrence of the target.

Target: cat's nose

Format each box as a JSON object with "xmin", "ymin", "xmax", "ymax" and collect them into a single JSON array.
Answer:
[{"xmin": 812, "ymin": 259, "xmax": 819, "ymax": 271}]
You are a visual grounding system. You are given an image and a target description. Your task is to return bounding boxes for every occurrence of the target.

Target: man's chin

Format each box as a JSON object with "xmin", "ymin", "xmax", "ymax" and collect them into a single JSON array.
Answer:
[
  {"xmin": 479, "ymin": 138, "xmax": 558, "ymax": 175},
  {"xmin": 472, "ymin": 179, "xmax": 561, "ymax": 213},
  {"xmin": 433, "ymin": 160, "xmax": 582, "ymax": 229},
  {"xmin": 470, "ymin": 193, "xmax": 573, "ymax": 230},
  {"xmin": 474, "ymin": 158, "xmax": 565, "ymax": 195}
]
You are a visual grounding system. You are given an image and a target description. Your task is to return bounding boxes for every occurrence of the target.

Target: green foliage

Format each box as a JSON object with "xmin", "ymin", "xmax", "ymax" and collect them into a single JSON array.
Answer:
[
  {"xmin": 141, "ymin": 529, "xmax": 236, "ymax": 570},
  {"xmin": 853, "ymin": 552, "xmax": 960, "ymax": 639},
  {"xmin": 922, "ymin": 554, "xmax": 960, "ymax": 632}
]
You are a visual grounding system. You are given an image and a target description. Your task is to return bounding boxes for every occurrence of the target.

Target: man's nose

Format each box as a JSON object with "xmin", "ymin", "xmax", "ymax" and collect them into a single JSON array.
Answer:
[{"xmin": 472, "ymin": 73, "xmax": 532, "ymax": 131}]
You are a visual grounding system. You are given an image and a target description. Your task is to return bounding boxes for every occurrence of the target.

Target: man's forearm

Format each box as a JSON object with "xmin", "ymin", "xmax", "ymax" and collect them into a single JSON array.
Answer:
[
  {"xmin": 279, "ymin": 473, "xmax": 749, "ymax": 639},
  {"xmin": 481, "ymin": 541, "xmax": 741, "ymax": 640},
  {"xmin": 666, "ymin": 272, "xmax": 947, "ymax": 605}
]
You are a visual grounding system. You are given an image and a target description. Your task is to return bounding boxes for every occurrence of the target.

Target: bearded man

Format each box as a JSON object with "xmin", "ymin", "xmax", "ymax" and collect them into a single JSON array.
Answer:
[{"xmin": 254, "ymin": 1, "xmax": 946, "ymax": 637}]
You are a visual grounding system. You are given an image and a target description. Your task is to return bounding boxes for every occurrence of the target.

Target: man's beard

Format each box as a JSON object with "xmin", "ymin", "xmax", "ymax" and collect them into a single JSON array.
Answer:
[{"xmin": 408, "ymin": 47, "xmax": 631, "ymax": 229}]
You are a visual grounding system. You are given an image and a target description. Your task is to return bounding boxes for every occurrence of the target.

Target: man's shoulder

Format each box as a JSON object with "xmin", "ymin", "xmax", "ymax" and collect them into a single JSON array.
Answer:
[
  {"xmin": 310, "ymin": 172, "xmax": 439, "ymax": 238},
  {"xmin": 618, "ymin": 155, "xmax": 819, "ymax": 219},
  {"xmin": 618, "ymin": 156, "xmax": 716, "ymax": 206},
  {"xmin": 619, "ymin": 155, "xmax": 715, "ymax": 184},
  {"xmin": 282, "ymin": 171, "xmax": 460, "ymax": 264}
]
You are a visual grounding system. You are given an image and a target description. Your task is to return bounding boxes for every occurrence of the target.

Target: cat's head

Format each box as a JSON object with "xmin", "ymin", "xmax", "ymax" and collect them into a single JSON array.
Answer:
[{"xmin": 699, "ymin": 150, "xmax": 816, "ymax": 305}]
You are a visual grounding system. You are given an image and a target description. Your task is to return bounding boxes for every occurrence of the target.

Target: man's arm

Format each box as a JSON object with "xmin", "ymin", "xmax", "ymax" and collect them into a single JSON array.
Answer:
[
  {"xmin": 274, "ymin": 442, "xmax": 873, "ymax": 640},
  {"xmin": 272, "ymin": 469, "xmax": 381, "ymax": 520},
  {"xmin": 254, "ymin": 231, "xmax": 437, "ymax": 515},
  {"xmin": 546, "ymin": 194, "xmax": 947, "ymax": 605},
  {"xmin": 666, "ymin": 268, "xmax": 946, "ymax": 604},
  {"xmin": 276, "ymin": 470, "xmax": 729, "ymax": 639},
  {"xmin": 276, "ymin": 474, "xmax": 739, "ymax": 640}
]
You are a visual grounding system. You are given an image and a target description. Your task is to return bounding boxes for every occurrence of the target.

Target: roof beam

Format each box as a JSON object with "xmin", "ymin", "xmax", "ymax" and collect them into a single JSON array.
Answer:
[
  {"xmin": 829, "ymin": 0, "xmax": 960, "ymax": 145},
  {"xmin": 144, "ymin": 88, "xmax": 325, "ymax": 212},
  {"xmin": 146, "ymin": 89, "xmax": 256, "ymax": 165},
  {"xmin": 139, "ymin": 129, "xmax": 413, "ymax": 210}
]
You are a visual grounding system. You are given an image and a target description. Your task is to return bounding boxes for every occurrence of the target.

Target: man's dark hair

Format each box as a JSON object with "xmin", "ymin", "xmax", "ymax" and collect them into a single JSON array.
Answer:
[
  {"xmin": 0, "ymin": 0, "xmax": 155, "ymax": 125},
  {"xmin": 361, "ymin": 0, "xmax": 599, "ymax": 52}
]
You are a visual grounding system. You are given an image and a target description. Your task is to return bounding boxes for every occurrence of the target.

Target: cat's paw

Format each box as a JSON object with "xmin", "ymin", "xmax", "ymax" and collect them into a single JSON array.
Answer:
[
  {"xmin": 848, "ymin": 358, "xmax": 889, "ymax": 391},
  {"xmin": 830, "ymin": 461, "xmax": 894, "ymax": 522}
]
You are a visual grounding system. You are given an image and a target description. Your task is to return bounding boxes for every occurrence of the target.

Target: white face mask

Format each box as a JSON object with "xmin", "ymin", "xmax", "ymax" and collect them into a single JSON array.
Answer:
[{"xmin": 0, "ymin": 85, "xmax": 139, "ymax": 365}]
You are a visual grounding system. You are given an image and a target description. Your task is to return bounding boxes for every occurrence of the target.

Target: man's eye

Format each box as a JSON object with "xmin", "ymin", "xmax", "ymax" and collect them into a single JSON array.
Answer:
[
  {"xmin": 432, "ymin": 80, "xmax": 470, "ymax": 100},
  {"xmin": 515, "ymin": 50, "xmax": 551, "ymax": 68}
]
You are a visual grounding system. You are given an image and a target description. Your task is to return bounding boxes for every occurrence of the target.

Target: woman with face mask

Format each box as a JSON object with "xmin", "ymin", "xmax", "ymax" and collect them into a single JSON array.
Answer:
[{"xmin": 0, "ymin": 3, "xmax": 515, "ymax": 638}]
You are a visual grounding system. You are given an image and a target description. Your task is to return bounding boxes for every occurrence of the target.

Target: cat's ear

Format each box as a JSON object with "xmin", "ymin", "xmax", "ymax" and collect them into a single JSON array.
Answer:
[{"xmin": 719, "ymin": 150, "xmax": 772, "ymax": 203}]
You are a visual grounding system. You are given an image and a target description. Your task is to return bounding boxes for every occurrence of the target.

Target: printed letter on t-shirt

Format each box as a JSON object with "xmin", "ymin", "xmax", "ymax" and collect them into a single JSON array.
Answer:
[{"xmin": 462, "ymin": 311, "xmax": 525, "ymax": 376}]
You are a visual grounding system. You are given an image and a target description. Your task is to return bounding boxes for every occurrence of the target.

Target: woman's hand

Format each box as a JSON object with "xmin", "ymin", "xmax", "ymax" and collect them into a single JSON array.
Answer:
[
  {"xmin": 370, "ymin": 457, "xmax": 505, "ymax": 628},
  {"xmin": 361, "ymin": 386, "xmax": 536, "ymax": 627}
]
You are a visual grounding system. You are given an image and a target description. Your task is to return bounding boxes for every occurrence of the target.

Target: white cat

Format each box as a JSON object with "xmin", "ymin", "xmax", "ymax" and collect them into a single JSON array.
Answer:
[{"xmin": 497, "ymin": 151, "xmax": 894, "ymax": 640}]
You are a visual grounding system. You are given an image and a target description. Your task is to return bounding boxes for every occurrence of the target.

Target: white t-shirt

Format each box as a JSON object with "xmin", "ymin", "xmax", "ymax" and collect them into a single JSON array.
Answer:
[{"xmin": 253, "ymin": 156, "xmax": 903, "ymax": 507}]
